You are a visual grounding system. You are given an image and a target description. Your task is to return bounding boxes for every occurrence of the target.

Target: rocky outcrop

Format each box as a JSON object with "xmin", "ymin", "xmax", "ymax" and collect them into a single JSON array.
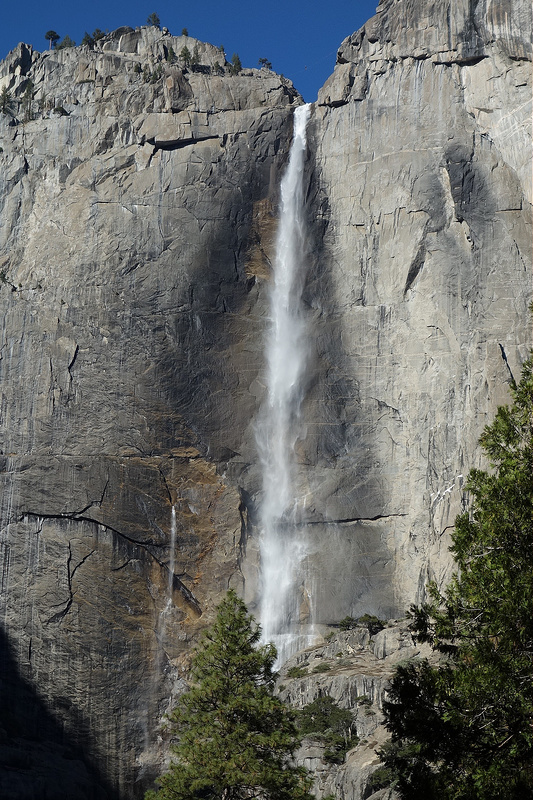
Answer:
[
  {"xmin": 278, "ymin": 622, "xmax": 434, "ymax": 800},
  {"xmin": 0, "ymin": 1, "xmax": 531, "ymax": 798}
]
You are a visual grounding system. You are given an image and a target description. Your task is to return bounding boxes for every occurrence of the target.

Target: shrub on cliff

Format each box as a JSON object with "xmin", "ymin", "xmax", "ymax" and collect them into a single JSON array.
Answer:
[
  {"xmin": 376, "ymin": 358, "xmax": 533, "ymax": 798},
  {"xmin": 298, "ymin": 695, "xmax": 357, "ymax": 764},
  {"xmin": 146, "ymin": 590, "xmax": 313, "ymax": 800},
  {"xmin": 338, "ymin": 614, "xmax": 385, "ymax": 635}
]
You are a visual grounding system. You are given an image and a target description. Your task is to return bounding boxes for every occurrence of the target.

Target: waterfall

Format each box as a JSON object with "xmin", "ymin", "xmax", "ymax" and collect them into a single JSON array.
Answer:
[
  {"xmin": 156, "ymin": 505, "xmax": 177, "ymax": 658},
  {"xmin": 168, "ymin": 505, "xmax": 177, "ymax": 598},
  {"xmin": 256, "ymin": 103, "xmax": 316, "ymax": 666}
]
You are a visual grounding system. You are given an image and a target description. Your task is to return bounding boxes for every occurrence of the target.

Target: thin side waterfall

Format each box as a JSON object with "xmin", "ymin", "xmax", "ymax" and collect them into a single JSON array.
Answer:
[
  {"xmin": 256, "ymin": 103, "xmax": 316, "ymax": 666},
  {"xmin": 155, "ymin": 505, "xmax": 178, "ymax": 662}
]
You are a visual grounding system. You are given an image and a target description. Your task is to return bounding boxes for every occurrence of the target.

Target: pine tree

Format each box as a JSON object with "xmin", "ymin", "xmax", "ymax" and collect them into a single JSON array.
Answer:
[
  {"xmin": 180, "ymin": 46, "xmax": 191, "ymax": 68},
  {"xmin": 22, "ymin": 79, "xmax": 34, "ymax": 121},
  {"xmin": 55, "ymin": 35, "xmax": 76, "ymax": 50},
  {"xmin": 146, "ymin": 590, "xmax": 313, "ymax": 800},
  {"xmin": 376, "ymin": 358, "xmax": 533, "ymax": 798},
  {"xmin": 147, "ymin": 13, "xmax": 161, "ymax": 29},
  {"xmin": 45, "ymin": 30, "xmax": 59, "ymax": 49},
  {"xmin": 0, "ymin": 86, "xmax": 14, "ymax": 115},
  {"xmin": 81, "ymin": 32, "xmax": 94, "ymax": 48},
  {"xmin": 190, "ymin": 45, "xmax": 200, "ymax": 71},
  {"xmin": 228, "ymin": 53, "xmax": 242, "ymax": 76}
]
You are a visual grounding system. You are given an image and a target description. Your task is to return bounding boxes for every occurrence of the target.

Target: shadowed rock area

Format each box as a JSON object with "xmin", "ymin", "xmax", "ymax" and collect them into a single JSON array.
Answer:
[{"xmin": 0, "ymin": 2, "xmax": 531, "ymax": 798}]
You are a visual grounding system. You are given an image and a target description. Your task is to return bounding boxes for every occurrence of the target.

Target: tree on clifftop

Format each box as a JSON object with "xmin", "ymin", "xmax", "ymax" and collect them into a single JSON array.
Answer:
[
  {"xmin": 146, "ymin": 590, "xmax": 313, "ymax": 800},
  {"xmin": 45, "ymin": 30, "xmax": 59, "ymax": 49},
  {"xmin": 374, "ymin": 358, "xmax": 533, "ymax": 799},
  {"xmin": 55, "ymin": 35, "xmax": 76, "ymax": 50},
  {"xmin": 147, "ymin": 12, "xmax": 161, "ymax": 29},
  {"xmin": 228, "ymin": 53, "xmax": 242, "ymax": 75}
]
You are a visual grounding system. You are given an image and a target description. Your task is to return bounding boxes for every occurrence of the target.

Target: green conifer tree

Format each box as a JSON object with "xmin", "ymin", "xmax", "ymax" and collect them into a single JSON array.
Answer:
[
  {"xmin": 0, "ymin": 86, "xmax": 14, "ymax": 115},
  {"xmin": 190, "ymin": 45, "xmax": 200, "ymax": 71},
  {"xmin": 180, "ymin": 46, "xmax": 191, "ymax": 68},
  {"xmin": 81, "ymin": 32, "xmax": 94, "ymax": 48},
  {"xmin": 147, "ymin": 12, "xmax": 161, "ymax": 29},
  {"xmin": 146, "ymin": 590, "xmax": 314, "ymax": 800},
  {"xmin": 44, "ymin": 30, "xmax": 60, "ymax": 49},
  {"xmin": 55, "ymin": 35, "xmax": 76, "ymax": 50},
  {"xmin": 228, "ymin": 53, "xmax": 242, "ymax": 76},
  {"xmin": 375, "ymin": 358, "xmax": 533, "ymax": 799},
  {"xmin": 22, "ymin": 79, "xmax": 34, "ymax": 121}
]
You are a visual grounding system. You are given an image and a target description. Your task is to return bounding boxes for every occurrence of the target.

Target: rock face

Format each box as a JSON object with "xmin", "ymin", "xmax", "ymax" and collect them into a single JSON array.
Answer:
[
  {"xmin": 0, "ymin": 26, "xmax": 300, "ymax": 799},
  {"xmin": 0, "ymin": 2, "xmax": 531, "ymax": 798},
  {"xmin": 285, "ymin": 0, "xmax": 532, "ymax": 624}
]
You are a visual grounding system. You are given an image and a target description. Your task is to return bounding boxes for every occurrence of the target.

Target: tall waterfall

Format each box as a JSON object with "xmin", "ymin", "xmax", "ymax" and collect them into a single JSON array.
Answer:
[{"xmin": 256, "ymin": 103, "xmax": 315, "ymax": 666}]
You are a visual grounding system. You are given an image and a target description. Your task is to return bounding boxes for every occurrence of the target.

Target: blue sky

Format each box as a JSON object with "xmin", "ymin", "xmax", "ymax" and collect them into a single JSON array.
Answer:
[{"xmin": 1, "ymin": 1, "xmax": 379, "ymax": 102}]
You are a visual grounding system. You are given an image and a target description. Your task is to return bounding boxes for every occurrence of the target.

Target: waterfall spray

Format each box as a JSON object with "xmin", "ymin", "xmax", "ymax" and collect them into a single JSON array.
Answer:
[{"xmin": 257, "ymin": 103, "xmax": 315, "ymax": 665}]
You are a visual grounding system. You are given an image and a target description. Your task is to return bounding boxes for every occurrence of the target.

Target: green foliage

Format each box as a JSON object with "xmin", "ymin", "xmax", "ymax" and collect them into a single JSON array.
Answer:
[
  {"xmin": 338, "ymin": 614, "xmax": 385, "ymax": 635},
  {"xmin": 297, "ymin": 695, "xmax": 357, "ymax": 764},
  {"xmin": 181, "ymin": 28, "xmax": 188, "ymax": 36},
  {"xmin": 147, "ymin": 12, "xmax": 161, "ymax": 29},
  {"xmin": 338, "ymin": 616, "xmax": 357, "ymax": 630},
  {"xmin": 287, "ymin": 665, "xmax": 308, "ymax": 678},
  {"xmin": 56, "ymin": 35, "xmax": 76, "ymax": 50},
  {"xmin": 228, "ymin": 53, "xmax": 242, "ymax": 76},
  {"xmin": 146, "ymin": 590, "xmax": 313, "ymax": 800},
  {"xmin": 81, "ymin": 32, "xmax": 94, "ymax": 48},
  {"xmin": 190, "ymin": 45, "xmax": 200, "ymax": 70},
  {"xmin": 379, "ymin": 359, "xmax": 533, "ymax": 799},
  {"xmin": 258, "ymin": 57, "xmax": 272, "ymax": 69},
  {"xmin": 22, "ymin": 79, "xmax": 34, "ymax": 121},
  {"xmin": 180, "ymin": 46, "xmax": 191, "ymax": 68},
  {"xmin": 0, "ymin": 86, "xmax": 14, "ymax": 115},
  {"xmin": 356, "ymin": 696, "xmax": 372, "ymax": 708},
  {"xmin": 358, "ymin": 614, "xmax": 386, "ymax": 636},
  {"xmin": 212, "ymin": 61, "xmax": 223, "ymax": 75},
  {"xmin": 150, "ymin": 65, "xmax": 163, "ymax": 83},
  {"xmin": 81, "ymin": 29, "xmax": 105, "ymax": 49},
  {"xmin": 45, "ymin": 30, "xmax": 59, "ymax": 48},
  {"xmin": 311, "ymin": 662, "xmax": 331, "ymax": 674},
  {"xmin": 165, "ymin": 46, "xmax": 176, "ymax": 63}
]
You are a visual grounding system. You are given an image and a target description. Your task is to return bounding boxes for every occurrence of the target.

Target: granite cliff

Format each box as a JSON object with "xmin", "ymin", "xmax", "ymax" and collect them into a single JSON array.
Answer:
[{"xmin": 0, "ymin": 1, "xmax": 531, "ymax": 798}]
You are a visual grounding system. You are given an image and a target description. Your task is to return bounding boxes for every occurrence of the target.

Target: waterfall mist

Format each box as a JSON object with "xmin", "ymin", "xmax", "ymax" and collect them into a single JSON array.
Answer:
[{"xmin": 256, "ymin": 103, "xmax": 316, "ymax": 666}]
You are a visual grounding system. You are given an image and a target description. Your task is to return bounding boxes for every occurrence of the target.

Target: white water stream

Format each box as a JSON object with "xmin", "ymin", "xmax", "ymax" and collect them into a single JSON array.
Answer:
[
  {"xmin": 256, "ymin": 104, "xmax": 316, "ymax": 666},
  {"xmin": 156, "ymin": 505, "xmax": 178, "ymax": 656}
]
